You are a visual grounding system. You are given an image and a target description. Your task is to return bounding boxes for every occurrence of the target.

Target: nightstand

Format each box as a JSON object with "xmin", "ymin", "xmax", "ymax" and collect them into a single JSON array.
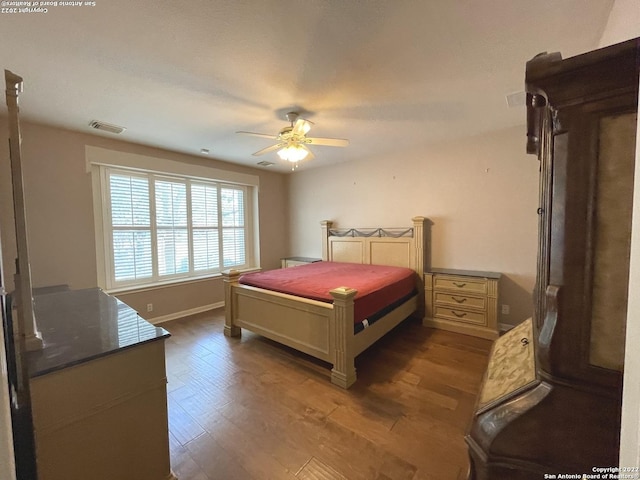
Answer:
[
  {"xmin": 280, "ymin": 256, "xmax": 322, "ymax": 268},
  {"xmin": 424, "ymin": 268, "xmax": 500, "ymax": 340}
]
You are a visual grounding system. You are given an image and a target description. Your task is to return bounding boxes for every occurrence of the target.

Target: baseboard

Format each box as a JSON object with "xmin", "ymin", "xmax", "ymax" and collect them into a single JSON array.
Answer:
[{"xmin": 149, "ymin": 302, "xmax": 224, "ymax": 325}]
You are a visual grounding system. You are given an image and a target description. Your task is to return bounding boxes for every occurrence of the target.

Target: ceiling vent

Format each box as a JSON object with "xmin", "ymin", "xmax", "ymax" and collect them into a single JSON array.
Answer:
[
  {"xmin": 257, "ymin": 160, "xmax": 274, "ymax": 167},
  {"xmin": 88, "ymin": 120, "xmax": 126, "ymax": 134}
]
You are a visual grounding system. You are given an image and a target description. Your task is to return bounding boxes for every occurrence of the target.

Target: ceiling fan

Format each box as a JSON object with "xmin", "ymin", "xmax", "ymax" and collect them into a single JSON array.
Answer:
[{"xmin": 236, "ymin": 112, "xmax": 349, "ymax": 167}]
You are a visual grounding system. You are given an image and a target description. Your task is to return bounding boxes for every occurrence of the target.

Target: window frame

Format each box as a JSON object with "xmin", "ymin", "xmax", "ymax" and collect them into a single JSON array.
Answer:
[{"xmin": 88, "ymin": 147, "xmax": 259, "ymax": 294}]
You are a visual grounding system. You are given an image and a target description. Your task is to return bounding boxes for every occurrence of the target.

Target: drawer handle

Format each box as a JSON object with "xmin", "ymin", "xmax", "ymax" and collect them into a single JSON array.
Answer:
[
  {"xmin": 451, "ymin": 296, "xmax": 467, "ymax": 304},
  {"xmin": 453, "ymin": 282, "xmax": 467, "ymax": 288},
  {"xmin": 451, "ymin": 310, "xmax": 467, "ymax": 318}
]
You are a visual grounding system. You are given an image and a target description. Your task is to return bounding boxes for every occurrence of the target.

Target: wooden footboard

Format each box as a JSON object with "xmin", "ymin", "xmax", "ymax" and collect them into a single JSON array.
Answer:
[
  {"xmin": 223, "ymin": 270, "xmax": 359, "ymax": 388},
  {"xmin": 223, "ymin": 270, "xmax": 419, "ymax": 388}
]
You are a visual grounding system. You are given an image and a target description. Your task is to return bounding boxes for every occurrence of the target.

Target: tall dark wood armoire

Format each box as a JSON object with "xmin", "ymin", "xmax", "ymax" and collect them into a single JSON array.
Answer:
[{"xmin": 466, "ymin": 38, "xmax": 639, "ymax": 479}]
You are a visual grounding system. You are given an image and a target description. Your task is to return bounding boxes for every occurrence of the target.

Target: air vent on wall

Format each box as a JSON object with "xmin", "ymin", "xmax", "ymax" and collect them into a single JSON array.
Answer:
[{"xmin": 88, "ymin": 120, "xmax": 126, "ymax": 134}]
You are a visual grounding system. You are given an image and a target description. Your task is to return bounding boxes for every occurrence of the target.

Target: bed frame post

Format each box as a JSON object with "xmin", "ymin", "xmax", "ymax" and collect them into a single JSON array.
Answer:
[
  {"xmin": 329, "ymin": 287, "xmax": 357, "ymax": 388},
  {"xmin": 412, "ymin": 216, "xmax": 426, "ymax": 277},
  {"xmin": 320, "ymin": 220, "xmax": 333, "ymax": 261},
  {"xmin": 223, "ymin": 269, "xmax": 241, "ymax": 337},
  {"xmin": 412, "ymin": 216, "xmax": 426, "ymax": 318}
]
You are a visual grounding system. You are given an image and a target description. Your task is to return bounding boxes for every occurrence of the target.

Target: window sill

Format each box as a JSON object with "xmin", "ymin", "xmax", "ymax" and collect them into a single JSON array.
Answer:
[{"xmin": 105, "ymin": 267, "xmax": 261, "ymax": 295}]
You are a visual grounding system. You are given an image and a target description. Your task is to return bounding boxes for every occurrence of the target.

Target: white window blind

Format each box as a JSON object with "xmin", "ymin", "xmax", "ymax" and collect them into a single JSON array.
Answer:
[
  {"xmin": 155, "ymin": 179, "xmax": 188, "ymax": 276},
  {"xmin": 103, "ymin": 168, "xmax": 249, "ymax": 289},
  {"xmin": 221, "ymin": 186, "xmax": 246, "ymax": 267},
  {"xmin": 191, "ymin": 183, "xmax": 220, "ymax": 272},
  {"xmin": 109, "ymin": 173, "xmax": 153, "ymax": 283}
]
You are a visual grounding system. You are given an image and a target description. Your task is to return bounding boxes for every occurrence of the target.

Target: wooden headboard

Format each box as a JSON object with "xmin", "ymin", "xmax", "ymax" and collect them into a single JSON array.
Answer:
[{"xmin": 320, "ymin": 217, "xmax": 426, "ymax": 279}]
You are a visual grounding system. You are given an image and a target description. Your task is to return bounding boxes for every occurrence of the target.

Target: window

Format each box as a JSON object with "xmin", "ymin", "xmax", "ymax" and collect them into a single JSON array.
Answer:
[{"xmin": 101, "ymin": 167, "xmax": 251, "ymax": 290}]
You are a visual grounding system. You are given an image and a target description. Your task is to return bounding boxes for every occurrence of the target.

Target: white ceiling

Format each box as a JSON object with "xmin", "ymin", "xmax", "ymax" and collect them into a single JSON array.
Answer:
[{"xmin": 1, "ymin": 0, "xmax": 613, "ymax": 172}]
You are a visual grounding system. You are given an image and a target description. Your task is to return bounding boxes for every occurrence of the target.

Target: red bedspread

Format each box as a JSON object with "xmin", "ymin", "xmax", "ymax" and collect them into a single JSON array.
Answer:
[{"xmin": 239, "ymin": 261, "xmax": 416, "ymax": 323}]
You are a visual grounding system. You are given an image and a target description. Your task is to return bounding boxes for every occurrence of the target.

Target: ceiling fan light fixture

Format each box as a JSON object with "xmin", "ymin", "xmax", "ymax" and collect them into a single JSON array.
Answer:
[
  {"xmin": 237, "ymin": 110, "xmax": 348, "ymax": 167},
  {"xmin": 277, "ymin": 144, "xmax": 308, "ymax": 163}
]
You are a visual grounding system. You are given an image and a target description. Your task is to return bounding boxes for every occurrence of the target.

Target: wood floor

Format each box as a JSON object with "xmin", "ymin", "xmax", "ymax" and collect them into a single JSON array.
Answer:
[{"xmin": 162, "ymin": 309, "xmax": 492, "ymax": 480}]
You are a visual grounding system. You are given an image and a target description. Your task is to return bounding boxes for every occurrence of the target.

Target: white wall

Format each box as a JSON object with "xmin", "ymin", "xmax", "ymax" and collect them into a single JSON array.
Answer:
[
  {"xmin": 599, "ymin": 0, "xmax": 640, "ymax": 47},
  {"xmin": 596, "ymin": 0, "xmax": 640, "ymax": 469},
  {"xmin": 288, "ymin": 124, "xmax": 540, "ymax": 326}
]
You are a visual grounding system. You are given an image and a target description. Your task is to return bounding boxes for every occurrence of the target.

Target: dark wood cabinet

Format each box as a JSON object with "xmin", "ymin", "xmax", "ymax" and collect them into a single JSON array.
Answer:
[{"xmin": 466, "ymin": 38, "xmax": 639, "ymax": 478}]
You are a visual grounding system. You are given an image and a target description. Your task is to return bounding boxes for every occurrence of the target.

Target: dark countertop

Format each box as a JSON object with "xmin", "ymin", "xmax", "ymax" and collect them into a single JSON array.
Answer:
[
  {"xmin": 430, "ymin": 268, "xmax": 502, "ymax": 279},
  {"xmin": 27, "ymin": 288, "xmax": 170, "ymax": 378}
]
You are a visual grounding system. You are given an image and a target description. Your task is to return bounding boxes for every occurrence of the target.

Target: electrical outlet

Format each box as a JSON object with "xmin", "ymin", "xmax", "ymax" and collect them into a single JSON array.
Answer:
[
  {"xmin": 501, "ymin": 304, "xmax": 510, "ymax": 315},
  {"xmin": 147, "ymin": 303, "xmax": 153, "ymax": 312}
]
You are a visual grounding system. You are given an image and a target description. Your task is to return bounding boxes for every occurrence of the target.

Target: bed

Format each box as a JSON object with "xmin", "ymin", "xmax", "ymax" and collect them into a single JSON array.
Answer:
[{"xmin": 222, "ymin": 216, "xmax": 427, "ymax": 388}]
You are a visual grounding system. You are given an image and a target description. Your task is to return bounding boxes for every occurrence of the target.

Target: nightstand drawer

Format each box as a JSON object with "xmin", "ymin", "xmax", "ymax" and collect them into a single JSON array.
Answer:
[
  {"xmin": 434, "ymin": 275, "xmax": 487, "ymax": 295},
  {"xmin": 434, "ymin": 306, "xmax": 487, "ymax": 326},
  {"xmin": 434, "ymin": 291, "xmax": 486, "ymax": 310}
]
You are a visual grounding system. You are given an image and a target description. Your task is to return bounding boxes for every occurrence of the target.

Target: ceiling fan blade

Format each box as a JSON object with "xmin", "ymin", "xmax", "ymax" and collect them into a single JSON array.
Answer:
[
  {"xmin": 301, "ymin": 144, "xmax": 315, "ymax": 160},
  {"xmin": 292, "ymin": 118, "xmax": 313, "ymax": 136},
  {"xmin": 252, "ymin": 143, "xmax": 283, "ymax": 156},
  {"xmin": 236, "ymin": 131, "xmax": 278, "ymax": 139},
  {"xmin": 306, "ymin": 137, "xmax": 349, "ymax": 147}
]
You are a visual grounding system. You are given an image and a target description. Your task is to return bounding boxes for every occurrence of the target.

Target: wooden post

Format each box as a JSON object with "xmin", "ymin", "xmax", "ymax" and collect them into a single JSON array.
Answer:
[
  {"xmin": 412, "ymin": 216, "xmax": 426, "ymax": 319},
  {"xmin": 222, "ymin": 269, "xmax": 241, "ymax": 337},
  {"xmin": 5, "ymin": 70, "xmax": 42, "ymax": 352},
  {"xmin": 423, "ymin": 272, "xmax": 434, "ymax": 326},
  {"xmin": 329, "ymin": 286, "xmax": 357, "ymax": 388},
  {"xmin": 320, "ymin": 220, "xmax": 333, "ymax": 261},
  {"xmin": 411, "ymin": 216, "xmax": 426, "ymax": 277}
]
